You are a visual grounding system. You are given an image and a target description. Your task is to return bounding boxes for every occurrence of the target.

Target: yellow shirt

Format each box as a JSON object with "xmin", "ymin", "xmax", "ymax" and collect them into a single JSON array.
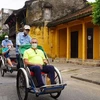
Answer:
[{"xmin": 23, "ymin": 48, "xmax": 46, "ymax": 65}]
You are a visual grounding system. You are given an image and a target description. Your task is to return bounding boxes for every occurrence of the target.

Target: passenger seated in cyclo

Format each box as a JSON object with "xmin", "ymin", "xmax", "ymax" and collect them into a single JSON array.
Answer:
[
  {"xmin": 1, "ymin": 35, "xmax": 16, "ymax": 72},
  {"xmin": 23, "ymin": 38, "xmax": 56, "ymax": 87}
]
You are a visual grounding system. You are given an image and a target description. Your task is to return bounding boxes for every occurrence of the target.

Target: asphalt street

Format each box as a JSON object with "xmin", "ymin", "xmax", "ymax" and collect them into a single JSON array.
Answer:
[{"xmin": 0, "ymin": 63, "xmax": 100, "ymax": 100}]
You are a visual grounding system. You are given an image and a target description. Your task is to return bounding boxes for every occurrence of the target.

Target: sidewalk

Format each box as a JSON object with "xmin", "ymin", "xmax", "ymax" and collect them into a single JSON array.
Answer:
[{"xmin": 51, "ymin": 62, "xmax": 100, "ymax": 85}]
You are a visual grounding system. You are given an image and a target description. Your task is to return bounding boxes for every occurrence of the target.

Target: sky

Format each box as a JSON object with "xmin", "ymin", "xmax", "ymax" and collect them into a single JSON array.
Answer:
[
  {"xmin": 0, "ymin": 0, "xmax": 29, "ymax": 10},
  {"xmin": 0, "ymin": 0, "xmax": 96, "ymax": 10},
  {"xmin": 87, "ymin": 0, "xmax": 95, "ymax": 2}
]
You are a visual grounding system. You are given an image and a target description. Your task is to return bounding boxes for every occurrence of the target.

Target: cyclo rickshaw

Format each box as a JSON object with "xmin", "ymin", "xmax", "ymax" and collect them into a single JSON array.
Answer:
[
  {"xmin": 16, "ymin": 44, "xmax": 66, "ymax": 100},
  {"xmin": 0, "ymin": 46, "xmax": 17, "ymax": 77}
]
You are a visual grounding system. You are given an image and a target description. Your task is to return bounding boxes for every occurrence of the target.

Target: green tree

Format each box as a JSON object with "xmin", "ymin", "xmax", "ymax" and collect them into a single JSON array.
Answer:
[
  {"xmin": 0, "ymin": 33, "xmax": 7, "ymax": 55},
  {"xmin": 92, "ymin": 0, "xmax": 100, "ymax": 25},
  {"xmin": 0, "ymin": 33, "xmax": 8, "ymax": 44}
]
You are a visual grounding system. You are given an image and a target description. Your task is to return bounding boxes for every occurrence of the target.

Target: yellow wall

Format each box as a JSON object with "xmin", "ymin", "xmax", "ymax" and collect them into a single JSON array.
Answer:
[
  {"xmin": 94, "ymin": 26, "xmax": 100, "ymax": 59},
  {"xmin": 58, "ymin": 28, "xmax": 67, "ymax": 58},
  {"xmin": 51, "ymin": 17, "xmax": 100, "ymax": 60},
  {"xmin": 29, "ymin": 26, "xmax": 53, "ymax": 57},
  {"xmin": 78, "ymin": 28, "xmax": 82, "ymax": 59},
  {"xmin": 28, "ymin": 16, "xmax": 100, "ymax": 61},
  {"xmin": 54, "ymin": 29, "xmax": 59, "ymax": 58},
  {"xmin": 67, "ymin": 26, "xmax": 71, "ymax": 60}
]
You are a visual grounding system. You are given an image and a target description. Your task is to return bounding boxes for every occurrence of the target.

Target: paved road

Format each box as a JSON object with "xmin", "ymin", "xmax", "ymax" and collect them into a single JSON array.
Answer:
[{"xmin": 0, "ymin": 65, "xmax": 100, "ymax": 100}]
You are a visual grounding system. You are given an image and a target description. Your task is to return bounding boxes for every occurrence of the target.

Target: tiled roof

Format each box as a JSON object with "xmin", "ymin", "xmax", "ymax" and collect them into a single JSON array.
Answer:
[{"xmin": 48, "ymin": 5, "xmax": 92, "ymax": 27}]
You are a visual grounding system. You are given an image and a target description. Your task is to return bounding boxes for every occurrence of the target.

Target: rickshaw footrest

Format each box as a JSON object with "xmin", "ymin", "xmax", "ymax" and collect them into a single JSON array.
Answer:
[{"xmin": 39, "ymin": 83, "xmax": 66, "ymax": 94}]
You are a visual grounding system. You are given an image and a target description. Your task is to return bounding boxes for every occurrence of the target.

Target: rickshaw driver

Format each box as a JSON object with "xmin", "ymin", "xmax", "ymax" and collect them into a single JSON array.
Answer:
[
  {"xmin": 16, "ymin": 25, "xmax": 31, "ymax": 69},
  {"xmin": 1, "ymin": 35, "xmax": 14, "ymax": 71},
  {"xmin": 23, "ymin": 38, "xmax": 55, "ymax": 87}
]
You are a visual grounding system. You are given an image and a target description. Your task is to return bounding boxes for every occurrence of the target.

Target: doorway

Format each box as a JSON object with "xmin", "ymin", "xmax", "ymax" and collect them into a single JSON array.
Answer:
[
  {"xmin": 71, "ymin": 31, "xmax": 78, "ymax": 58},
  {"xmin": 87, "ymin": 28, "xmax": 93, "ymax": 59}
]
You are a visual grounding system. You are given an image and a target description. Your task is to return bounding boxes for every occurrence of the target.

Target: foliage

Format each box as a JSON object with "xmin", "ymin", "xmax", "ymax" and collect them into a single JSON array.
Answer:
[
  {"xmin": 0, "ymin": 33, "xmax": 8, "ymax": 54},
  {"xmin": 92, "ymin": 0, "xmax": 100, "ymax": 25},
  {"xmin": 0, "ymin": 33, "xmax": 8, "ymax": 44},
  {"xmin": 0, "ymin": 48, "xmax": 2, "ymax": 55}
]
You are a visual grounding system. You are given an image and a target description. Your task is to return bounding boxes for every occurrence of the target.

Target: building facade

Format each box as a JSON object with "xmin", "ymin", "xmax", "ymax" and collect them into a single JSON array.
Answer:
[
  {"xmin": 4, "ymin": 0, "xmax": 100, "ymax": 65},
  {"xmin": 48, "ymin": 6, "xmax": 100, "ymax": 65}
]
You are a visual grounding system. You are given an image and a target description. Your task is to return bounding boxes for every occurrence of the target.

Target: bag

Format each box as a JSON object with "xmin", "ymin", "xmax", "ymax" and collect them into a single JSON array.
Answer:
[{"xmin": 9, "ymin": 47, "xmax": 16, "ymax": 58}]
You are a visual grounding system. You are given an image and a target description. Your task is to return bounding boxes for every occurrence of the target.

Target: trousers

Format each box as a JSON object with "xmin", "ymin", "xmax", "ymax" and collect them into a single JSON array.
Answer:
[
  {"xmin": 4, "ymin": 51, "xmax": 9, "ymax": 58},
  {"xmin": 29, "ymin": 65, "xmax": 55, "ymax": 87}
]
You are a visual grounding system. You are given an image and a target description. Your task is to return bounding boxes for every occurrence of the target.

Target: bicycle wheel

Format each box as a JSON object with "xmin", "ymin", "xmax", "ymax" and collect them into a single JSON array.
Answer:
[
  {"xmin": 50, "ymin": 68, "xmax": 62, "ymax": 99},
  {"xmin": 16, "ymin": 69, "xmax": 28, "ymax": 100},
  {"xmin": 0, "ymin": 62, "xmax": 5, "ymax": 77}
]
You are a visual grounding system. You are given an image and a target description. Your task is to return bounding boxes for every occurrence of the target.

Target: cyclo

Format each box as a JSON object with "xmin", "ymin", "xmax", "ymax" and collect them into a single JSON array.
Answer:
[
  {"xmin": 16, "ymin": 44, "xmax": 66, "ymax": 100},
  {"xmin": 0, "ymin": 46, "xmax": 17, "ymax": 76}
]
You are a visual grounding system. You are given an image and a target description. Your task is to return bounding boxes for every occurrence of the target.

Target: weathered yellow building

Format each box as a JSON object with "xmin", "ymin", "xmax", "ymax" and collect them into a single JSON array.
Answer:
[
  {"xmin": 27, "ymin": 5, "xmax": 100, "ymax": 65},
  {"xmin": 4, "ymin": 1, "xmax": 100, "ymax": 65}
]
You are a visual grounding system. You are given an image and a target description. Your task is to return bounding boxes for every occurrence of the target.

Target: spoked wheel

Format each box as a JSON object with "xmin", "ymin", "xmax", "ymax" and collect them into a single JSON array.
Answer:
[
  {"xmin": 16, "ymin": 69, "xmax": 28, "ymax": 100},
  {"xmin": 1, "ymin": 69, "xmax": 5, "ymax": 77},
  {"xmin": 0, "ymin": 62, "xmax": 5, "ymax": 77},
  {"xmin": 50, "ymin": 68, "xmax": 62, "ymax": 99},
  {"xmin": 0, "ymin": 60, "xmax": 2, "ymax": 69}
]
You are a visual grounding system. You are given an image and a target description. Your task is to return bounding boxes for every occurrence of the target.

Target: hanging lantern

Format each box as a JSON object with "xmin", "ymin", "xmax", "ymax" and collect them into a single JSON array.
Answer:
[{"xmin": 43, "ymin": 2, "xmax": 52, "ymax": 21}]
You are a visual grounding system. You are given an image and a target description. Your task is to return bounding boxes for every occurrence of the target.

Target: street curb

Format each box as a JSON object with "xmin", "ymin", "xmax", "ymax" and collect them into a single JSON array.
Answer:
[{"xmin": 71, "ymin": 76, "xmax": 100, "ymax": 85}]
